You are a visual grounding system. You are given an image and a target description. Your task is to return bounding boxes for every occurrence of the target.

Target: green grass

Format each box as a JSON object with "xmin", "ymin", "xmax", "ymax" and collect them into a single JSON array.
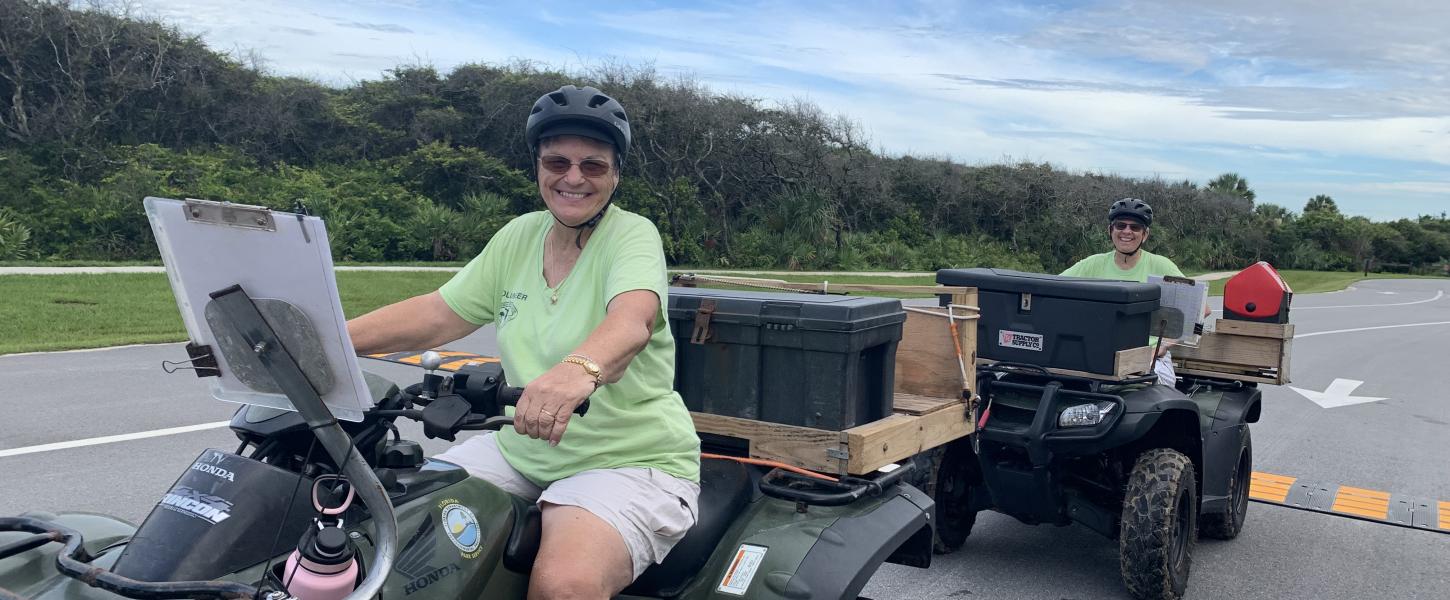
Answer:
[
  {"xmin": 0, "ymin": 260, "xmax": 467, "ymax": 268},
  {"xmin": 1205, "ymin": 270, "xmax": 1444, "ymax": 297},
  {"xmin": 672, "ymin": 272, "xmax": 939, "ymax": 298},
  {"xmin": 1, "ymin": 269, "xmax": 1441, "ymax": 355},
  {"xmin": 0, "ymin": 260, "xmax": 163, "ymax": 267},
  {"xmin": 0, "ymin": 272, "xmax": 453, "ymax": 354}
]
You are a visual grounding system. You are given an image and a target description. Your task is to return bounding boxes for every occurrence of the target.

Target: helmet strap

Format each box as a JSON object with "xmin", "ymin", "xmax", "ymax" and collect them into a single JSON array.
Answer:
[{"xmin": 550, "ymin": 198, "xmax": 612, "ymax": 249}]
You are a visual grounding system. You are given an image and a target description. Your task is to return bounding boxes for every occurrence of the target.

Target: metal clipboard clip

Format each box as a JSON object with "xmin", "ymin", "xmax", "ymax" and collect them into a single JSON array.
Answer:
[{"xmin": 162, "ymin": 341, "xmax": 221, "ymax": 378}]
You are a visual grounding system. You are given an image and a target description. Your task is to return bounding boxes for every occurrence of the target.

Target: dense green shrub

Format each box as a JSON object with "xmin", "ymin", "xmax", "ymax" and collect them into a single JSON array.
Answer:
[{"xmin": 1, "ymin": 1, "xmax": 1445, "ymax": 274}]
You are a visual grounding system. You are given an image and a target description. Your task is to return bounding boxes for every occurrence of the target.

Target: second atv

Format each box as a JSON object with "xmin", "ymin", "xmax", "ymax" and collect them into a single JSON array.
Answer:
[{"xmin": 927, "ymin": 268, "xmax": 1270, "ymax": 600}]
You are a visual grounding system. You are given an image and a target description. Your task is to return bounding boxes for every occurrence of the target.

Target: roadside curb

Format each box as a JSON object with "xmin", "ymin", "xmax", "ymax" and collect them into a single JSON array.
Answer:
[{"xmin": 0, "ymin": 342, "xmax": 182, "ymax": 358}]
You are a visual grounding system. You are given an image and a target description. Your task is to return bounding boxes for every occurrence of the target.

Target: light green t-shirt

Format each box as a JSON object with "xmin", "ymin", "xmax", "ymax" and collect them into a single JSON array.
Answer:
[
  {"xmin": 438, "ymin": 206, "xmax": 700, "ymax": 484},
  {"xmin": 1060, "ymin": 250, "xmax": 1185, "ymax": 283},
  {"xmin": 1061, "ymin": 250, "xmax": 1186, "ymax": 346}
]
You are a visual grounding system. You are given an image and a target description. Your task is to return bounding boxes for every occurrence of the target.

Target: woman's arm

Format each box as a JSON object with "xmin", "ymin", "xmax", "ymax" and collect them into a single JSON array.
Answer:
[
  {"xmin": 347, "ymin": 291, "xmax": 481, "ymax": 355},
  {"xmin": 514, "ymin": 289, "xmax": 658, "ymax": 445}
]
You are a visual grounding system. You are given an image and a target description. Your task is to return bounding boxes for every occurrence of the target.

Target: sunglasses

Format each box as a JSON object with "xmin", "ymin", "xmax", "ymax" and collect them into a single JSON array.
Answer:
[
  {"xmin": 1111, "ymin": 221, "xmax": 1146, "ymax": 233},
  {"xmin": 539, "ymin": 155, "xmax": 612, "ymax": 178}
]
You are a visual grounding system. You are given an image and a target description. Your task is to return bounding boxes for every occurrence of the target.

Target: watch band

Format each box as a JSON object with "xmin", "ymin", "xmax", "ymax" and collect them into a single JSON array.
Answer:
[{"xmin": 562, "ymin": 354, "xmax": 603, "ymax": 388}]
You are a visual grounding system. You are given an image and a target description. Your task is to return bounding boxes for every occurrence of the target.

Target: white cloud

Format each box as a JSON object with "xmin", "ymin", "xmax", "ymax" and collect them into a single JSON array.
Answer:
[
  {"xmin": 133, "ymin": 0, "xmax": 570, "ymax": 82},
  {"xmin": 125, "ymin": 0, "xmax": 1450, "ymax": 219}
]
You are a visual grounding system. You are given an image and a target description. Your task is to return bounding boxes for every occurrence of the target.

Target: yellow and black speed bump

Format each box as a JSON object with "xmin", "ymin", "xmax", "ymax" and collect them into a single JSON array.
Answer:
[
  {"xmin": 364, "ymin": 350, "xmax": 498, "ymax": 372},
  {"xmin": 1250, "ymin": 471, "xmax": 1450, "ymax": 534}
]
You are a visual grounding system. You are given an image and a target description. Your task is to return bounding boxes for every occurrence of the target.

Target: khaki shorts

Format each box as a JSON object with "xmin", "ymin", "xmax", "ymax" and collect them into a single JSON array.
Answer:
[{"xmin": 434, "ymin": 433, "xmax": 699, "ymax": 579}]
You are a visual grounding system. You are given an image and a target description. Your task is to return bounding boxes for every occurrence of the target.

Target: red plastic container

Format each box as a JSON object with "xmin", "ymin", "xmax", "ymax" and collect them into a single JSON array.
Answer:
[{"xmin": 1223, "ymin": 262, "xmax": 1292, "ymax": 323}]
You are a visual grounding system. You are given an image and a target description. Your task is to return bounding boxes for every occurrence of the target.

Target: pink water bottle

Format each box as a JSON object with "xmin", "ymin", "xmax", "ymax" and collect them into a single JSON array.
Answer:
[{"xmin": 282, "ymin": 526, "xmax": 359, "ymax": 600}]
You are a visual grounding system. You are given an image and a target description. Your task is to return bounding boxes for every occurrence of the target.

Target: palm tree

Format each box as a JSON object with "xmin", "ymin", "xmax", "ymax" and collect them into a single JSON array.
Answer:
[
  {"xmin": 1304, "ymin": 194, "xmax": 1339, "ymax": 214},
  {"xmin": 1207, "ymin": 173, "xmax": 1256, "ymax": 202}
]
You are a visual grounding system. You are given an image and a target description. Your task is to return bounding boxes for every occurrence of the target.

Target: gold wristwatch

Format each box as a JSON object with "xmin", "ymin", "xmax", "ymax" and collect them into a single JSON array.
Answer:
[{"xmin": 562, "ymin": 354, "xmax": 603, "ymax": 388}]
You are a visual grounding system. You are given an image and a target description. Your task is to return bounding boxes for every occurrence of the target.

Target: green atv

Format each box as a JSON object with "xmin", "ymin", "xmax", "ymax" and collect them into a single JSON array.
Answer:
[
  {"xmin": 0, "ymin": 290, "xmax": 934, "ymax": 600},
  {"xmin": 928, "ymin": 268, "xmax": 1260, "ymax": 600}
]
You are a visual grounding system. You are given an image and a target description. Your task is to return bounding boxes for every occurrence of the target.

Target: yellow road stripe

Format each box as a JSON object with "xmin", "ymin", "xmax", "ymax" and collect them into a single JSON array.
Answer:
[
  {"xmin": 1332, "ymin": 485, "xmax": 1390, "ymax": 520},
  {"xmin": 1249, "ymin": 471, "xmax": 1295, "ymax": 502},
  {"xmin": 1337, "ymin": 485, "xmax": 1391, "ymax": 501},
  {"xmin": 1250, "ymin": 472, "xmax": 1450, "ymax": 533}
]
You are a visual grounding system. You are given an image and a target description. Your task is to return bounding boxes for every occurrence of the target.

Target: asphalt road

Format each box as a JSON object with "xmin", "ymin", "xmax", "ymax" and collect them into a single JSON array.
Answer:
[{"xmin": 2, "ymin": 278, "xmax": 1448, "ymax": 599}]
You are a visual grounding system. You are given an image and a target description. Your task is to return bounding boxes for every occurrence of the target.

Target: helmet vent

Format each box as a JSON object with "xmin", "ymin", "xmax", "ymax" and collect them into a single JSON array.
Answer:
[
  {"xmin": 588, "ymin": 94, "xmax": 610, "ymax": 108},
  {"xmin": 548, "ymin": 91, "xmax": 569, "ymax": 106},
  {"xmin": 613, "ymin": 110, "xmax": 628, "ymax": 122}
]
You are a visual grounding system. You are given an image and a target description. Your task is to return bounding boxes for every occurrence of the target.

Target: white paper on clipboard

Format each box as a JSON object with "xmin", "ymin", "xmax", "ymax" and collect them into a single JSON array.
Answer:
[{"xmin": 144, "ymin": 196, "xmax": 372, "ymax": 421}]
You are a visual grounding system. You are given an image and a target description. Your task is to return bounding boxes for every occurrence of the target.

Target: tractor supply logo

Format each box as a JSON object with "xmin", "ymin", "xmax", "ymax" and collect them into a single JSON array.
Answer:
[
  {"xmin": 438, "ymin": 499, "xmax": 482, "ymax": 558},
  {"xmin": 160, "ymin": 486, "xmax": 233, "ymax": 524},
  {"xmin": 396, "ymin": 514, "xmax": 462, "ymax": 595},
  {"xmin": 998, "ymin": 329, "xmax": 1044, "ymax": 352}
]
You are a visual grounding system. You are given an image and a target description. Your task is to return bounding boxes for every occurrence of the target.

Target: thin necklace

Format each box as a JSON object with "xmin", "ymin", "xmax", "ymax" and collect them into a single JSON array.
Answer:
[{"xmin": 548, "ymin": 229, "xmax": 572, "ymax": 304}]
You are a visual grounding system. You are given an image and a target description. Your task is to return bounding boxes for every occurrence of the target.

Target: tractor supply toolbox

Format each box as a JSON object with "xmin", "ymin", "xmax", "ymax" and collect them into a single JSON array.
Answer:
[
  {"xmin": 935, "ymin": 268, "xmax": 1159, "ymax": 377},
  {"xmin": 666, "ymin": 287, "xmax": 906, "ymax": 430}
]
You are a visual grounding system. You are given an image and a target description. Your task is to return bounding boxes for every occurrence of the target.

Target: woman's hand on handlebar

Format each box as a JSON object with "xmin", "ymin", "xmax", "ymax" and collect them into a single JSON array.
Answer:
[{"xmin": 514, "ymin": 362, "xmax": 594, "ymax": 446}]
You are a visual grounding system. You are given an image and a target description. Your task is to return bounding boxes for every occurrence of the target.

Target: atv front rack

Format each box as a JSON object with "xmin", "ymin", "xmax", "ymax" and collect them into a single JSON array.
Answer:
[
  {"xmin": 0, "ymin": 516, "xmax": 257, "ymax": 600},
  {"xmin": 759, "ymin": 462, "xmax": 917, "ymax": 507}
]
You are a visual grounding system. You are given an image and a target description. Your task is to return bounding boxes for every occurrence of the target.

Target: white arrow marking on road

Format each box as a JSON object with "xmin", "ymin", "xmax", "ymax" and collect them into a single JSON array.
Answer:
[{"xmin": 1289, "ymin": 379, "xmax": 1386, "ymax": 409}]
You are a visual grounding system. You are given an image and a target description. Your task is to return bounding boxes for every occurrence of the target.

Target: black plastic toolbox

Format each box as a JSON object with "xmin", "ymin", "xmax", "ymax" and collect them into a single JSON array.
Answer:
[
  {"xmin": 935, "ymin": 268, "xmax": 1159, "ymax": 375},
  {"xmin": 666, "ymin": 287, "xmax": 906, "ymax": 430}
]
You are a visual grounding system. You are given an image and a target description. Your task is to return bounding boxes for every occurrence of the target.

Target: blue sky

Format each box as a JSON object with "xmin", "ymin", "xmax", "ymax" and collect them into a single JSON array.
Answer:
[{"xmin": 137, "ymin": 0, "xmax": 1450, "ymax": 221}]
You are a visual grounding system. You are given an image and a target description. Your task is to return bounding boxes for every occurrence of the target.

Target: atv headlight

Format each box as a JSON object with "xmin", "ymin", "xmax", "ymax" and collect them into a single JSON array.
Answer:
[{"xmin": 1058, "ymin": 401, "xmax": 1116, "ymax": 427}]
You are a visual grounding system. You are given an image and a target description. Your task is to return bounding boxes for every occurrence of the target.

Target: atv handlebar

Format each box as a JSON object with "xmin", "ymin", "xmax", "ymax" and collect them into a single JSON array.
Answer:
[
  {"xmin": 496, "ymin": 386, "xmax": 590, "ymax": 416},
  {"xmin": 758, "ymin": 462, "xmax": 917, "ymax": 507},
  {"xmin": 395, "ymin": 379, "xmax": 590, "ymax": 441}
]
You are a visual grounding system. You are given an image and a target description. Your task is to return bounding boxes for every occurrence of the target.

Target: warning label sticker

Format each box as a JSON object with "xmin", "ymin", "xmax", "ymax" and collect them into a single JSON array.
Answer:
[
  {"xmin": 998, "ymin": 329, "xmax": 1044, "ymax": 352},
  {"xmin": 717, "ymin": 544, "xmax": 768, "ymax": 596}
]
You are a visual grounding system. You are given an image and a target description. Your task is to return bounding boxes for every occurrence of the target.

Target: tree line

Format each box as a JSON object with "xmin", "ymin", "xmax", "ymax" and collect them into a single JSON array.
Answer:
[{"xmin": 1, "ymin": 0, "xmax": 1446, "ymax": 275}]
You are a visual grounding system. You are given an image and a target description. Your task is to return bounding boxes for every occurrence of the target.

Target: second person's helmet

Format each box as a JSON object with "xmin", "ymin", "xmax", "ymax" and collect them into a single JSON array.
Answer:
[{"xmin": 1108, "ymin": 198, "xmax": 1154, "ymax": 227}]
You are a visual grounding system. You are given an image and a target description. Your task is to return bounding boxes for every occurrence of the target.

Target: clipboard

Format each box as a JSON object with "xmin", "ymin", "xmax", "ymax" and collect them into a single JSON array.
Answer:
[
  {"xmin": 1148, "ymin": 274, "xmax": 1208, "ymax": 346},
  {"xmin": 145, "ymin": 196, "xmax": 373, "ymax": 421}
]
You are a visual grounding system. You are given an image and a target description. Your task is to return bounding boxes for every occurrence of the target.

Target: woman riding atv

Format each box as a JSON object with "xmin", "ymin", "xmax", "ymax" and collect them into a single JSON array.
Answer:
[
  {"xmin": 1061, "ymin": 198, "xmax": 1209, "ymax": 385},
  {"xmin": 347, "ymin": 85, "xmax": 700, "ymax": 600}
]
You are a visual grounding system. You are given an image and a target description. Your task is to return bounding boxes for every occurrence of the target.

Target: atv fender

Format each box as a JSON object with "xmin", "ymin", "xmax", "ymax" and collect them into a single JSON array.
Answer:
[
  {"xmin": 660, "ymin": 483, "xmax": 933, "ymax": 600},
  {"xmin": 1199, "ymin": 386, "xmax": 1261, "ymax": 512}
]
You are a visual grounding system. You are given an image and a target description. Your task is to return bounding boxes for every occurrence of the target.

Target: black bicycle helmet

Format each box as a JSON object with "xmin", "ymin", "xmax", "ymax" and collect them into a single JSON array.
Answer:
[
  {"xmin": 1108, "ymin": 198, "xmax": 1154, "ymax": 227},
  {"xmin": 525, "ymin": 85, "xmax": 631, "ymax": 162}
]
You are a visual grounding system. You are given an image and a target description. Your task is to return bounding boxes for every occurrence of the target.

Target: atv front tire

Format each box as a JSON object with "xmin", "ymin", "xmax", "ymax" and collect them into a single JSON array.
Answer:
[
  {"xmin": 1201, "ymin": 427, "xmax": 1252, "ymax": 540},
  {"xmin": 1119, "ymin": 449, "xmax": 1197, "ymax": 600}
]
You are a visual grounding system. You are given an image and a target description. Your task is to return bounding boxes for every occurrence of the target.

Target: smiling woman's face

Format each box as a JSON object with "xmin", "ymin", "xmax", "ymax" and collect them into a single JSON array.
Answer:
[
  {"xmin": 1111, "ymin": 219, "xmax": 1149, "ymax": 253},
  {"xmin": 536, "ymin": 135, "xmax": 618, "ymax": 227}
]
